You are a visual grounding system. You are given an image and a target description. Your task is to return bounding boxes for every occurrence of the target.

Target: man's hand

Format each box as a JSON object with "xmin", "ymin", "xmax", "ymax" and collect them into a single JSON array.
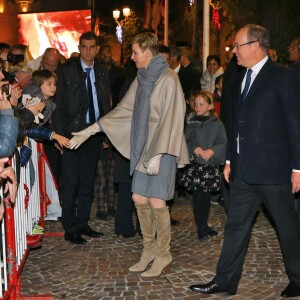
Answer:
[
  {"xmin": 223, "ymin": 163, "xmax": 231, "ymax": 183},
  {"xmin": 69, "ymin": 123, "xmax": 101, "ymax": 149},
  {"xmin": 146, "ymin": 154, "xmax": 163, "ymax": 176},
  {"xmin": 291, "ymin": 171, "xmax": 300, "ymax": 194}
]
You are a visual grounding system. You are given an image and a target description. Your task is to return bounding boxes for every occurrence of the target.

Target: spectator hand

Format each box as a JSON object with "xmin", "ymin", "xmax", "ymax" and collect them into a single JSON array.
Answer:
[
  {"xmin": 69, "ymin": 123, "xmax": 102, "ymax": 149},
  {"xmin": 194, "ymin": 146, "xmax": 204, "ymax": 157},
  {"xmin": 0, "ymin": 201, "xmax": 4, "ymax": 221},
  {"xmin": 0, "ymin": 91, "xmax": 12, "ymax": 110},
  {"xmin": 23, "ymin": 95, "xmax": 46, "ymax": 122},
  {"xmin": 10, "ymin": 84, "xmax": 22, "ymax": 107},
  {"xmin": 146, "ymin": 154, "xmax": 163, "ymax": 176},
  {"xmin": 1, "ymin": 166, "xmax": 17, "ymax": 203},
  {"xmin": 201, "ymin": 149, "xmax": 214, "ymax": 161},
  {"xmin": 51, "ymin": 133, "xmax": 70, "ymax": 148}
]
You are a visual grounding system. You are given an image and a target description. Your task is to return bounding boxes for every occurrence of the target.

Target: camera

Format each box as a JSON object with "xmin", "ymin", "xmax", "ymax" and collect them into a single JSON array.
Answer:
[
  {"xmin": 7, "ymin": 52, "xmax": 24, "ymax": 64},
  {"xmin": 1, "ymin": 83, "xmax": 11, "ymax": 96}
]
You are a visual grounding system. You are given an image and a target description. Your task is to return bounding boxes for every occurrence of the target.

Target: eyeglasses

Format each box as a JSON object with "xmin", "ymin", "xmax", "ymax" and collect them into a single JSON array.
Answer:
[{"xmin": 233, "ymin": 40, "xmax": 260, "ymax": 50}]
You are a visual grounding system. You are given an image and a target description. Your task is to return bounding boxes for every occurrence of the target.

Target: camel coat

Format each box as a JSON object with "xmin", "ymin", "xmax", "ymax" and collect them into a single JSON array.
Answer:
[{"xmin": 100, "ymin": 68, "xmax": 189, "ymax": 174}]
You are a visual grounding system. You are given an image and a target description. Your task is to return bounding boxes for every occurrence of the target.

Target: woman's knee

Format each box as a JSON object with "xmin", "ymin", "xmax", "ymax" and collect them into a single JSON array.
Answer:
[
  {"xmin": 149, "ymin": 198, "xmax": 166, "ymax": 209},
  {"xmin": 132, "ymin": 193, "xmax": 149, "ymax": 205}
]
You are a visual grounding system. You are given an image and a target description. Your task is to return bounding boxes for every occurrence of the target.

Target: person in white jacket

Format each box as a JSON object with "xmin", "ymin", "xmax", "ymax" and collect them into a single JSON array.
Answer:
[{"xmin": 200, "ymin": 54, "xmax": 224, "ymax": 93}]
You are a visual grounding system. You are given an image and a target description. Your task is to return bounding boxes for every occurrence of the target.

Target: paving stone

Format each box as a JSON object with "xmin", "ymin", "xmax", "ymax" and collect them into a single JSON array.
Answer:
[{"xmin": 20, "ymin": 198, "xmax": 299, "ymax": 299}]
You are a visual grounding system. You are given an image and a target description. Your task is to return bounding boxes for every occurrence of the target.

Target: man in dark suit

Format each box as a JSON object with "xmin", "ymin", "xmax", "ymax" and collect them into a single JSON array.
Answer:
[
  {"xmin": 52, "ymin": 31, "xmax": 111, "ymax": 244},
  {"xmin": 170, "ymin": 46, "xmax": 201, "ymax": 100},
  {"xmin": 189, "ymin": 24, "xmax": 300, "ymax": 297}
]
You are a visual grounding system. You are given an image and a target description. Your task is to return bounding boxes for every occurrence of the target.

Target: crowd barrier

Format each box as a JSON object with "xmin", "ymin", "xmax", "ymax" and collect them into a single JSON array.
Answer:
[{"xmin": 0, "ymin": 139, "xmax": 54, "ymax": 300}]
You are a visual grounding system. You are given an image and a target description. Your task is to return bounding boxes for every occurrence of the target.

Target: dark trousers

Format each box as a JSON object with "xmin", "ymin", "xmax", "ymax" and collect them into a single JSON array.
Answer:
[
  {"xmin": 61, "ymin": 134, "xmax": 101, "ymax": 233},
  {"xmin": 193, "ymin": 190, "xmax": 211, "ymax": 235},
  {"xmin": 114, "ymin": 182, "xmax": 136, "ymax": 236},
  {"xmin": 43, "ymin": 141, "xmax": 62, "ymax": 188},
  {"xmin": 94, "ymin": 158, "xmax": 115, "ymax": 214},
  {"xmin": 214, "ymin": 159, "xmax": 300, "ymax": 294}
]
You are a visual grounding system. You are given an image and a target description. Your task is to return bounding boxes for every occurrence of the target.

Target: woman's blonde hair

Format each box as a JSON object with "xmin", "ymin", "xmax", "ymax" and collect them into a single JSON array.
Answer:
[
  {"xmin": 194, "ymin": 90, "xmax": 218, "ymax": 117},
  {"xmin": 131, "ymin": 32, "xmax": 159, "ymax": 56}
]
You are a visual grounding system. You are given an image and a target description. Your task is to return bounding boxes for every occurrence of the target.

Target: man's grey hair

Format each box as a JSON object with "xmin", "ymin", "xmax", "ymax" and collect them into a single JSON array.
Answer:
[{"xmin": 246, "ymin": 24, "xmax": 270, "ymax": 53}]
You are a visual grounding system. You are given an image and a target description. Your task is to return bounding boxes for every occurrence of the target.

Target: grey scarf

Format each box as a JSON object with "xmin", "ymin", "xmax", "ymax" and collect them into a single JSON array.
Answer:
[{"xmin": 130, "ymin": 54, "xmax": 168, "ymax": 174}]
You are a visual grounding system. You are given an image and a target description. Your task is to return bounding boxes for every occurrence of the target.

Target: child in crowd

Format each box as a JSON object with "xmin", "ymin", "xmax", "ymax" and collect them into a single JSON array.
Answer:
[
  {"xmin": 22, "ymin": 70, "xmax": 69, "ymax": 151},
  {"xmin": 214, "ymin": 74, "xmax": 223, "ymax": 117},
  {"xmin": 21, "ymin": 70, "xmax": 69, "ymax": 220},
  {"xmin": 21, "ymin": 70, "xmax": 69, "ymax": 177},
  {"xmin": 185, "ymin": 89, "xmax": 197, "ymax": 119},
  {"xmin": 181, "ymin": 91, "xmax": 226, "ymax": 240}
]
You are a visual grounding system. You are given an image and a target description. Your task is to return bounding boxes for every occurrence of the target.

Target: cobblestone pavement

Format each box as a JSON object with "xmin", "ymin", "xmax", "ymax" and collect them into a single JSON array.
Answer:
[{"xmin": 20, "ymin": 197, "xmax": 299, "ymax": 300}]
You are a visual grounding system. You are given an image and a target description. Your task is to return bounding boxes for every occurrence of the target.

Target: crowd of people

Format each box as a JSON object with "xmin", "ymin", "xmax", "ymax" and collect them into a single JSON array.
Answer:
[{"xmin": 1, "ymin": 23, "xmax": 300, "ymax": 297}]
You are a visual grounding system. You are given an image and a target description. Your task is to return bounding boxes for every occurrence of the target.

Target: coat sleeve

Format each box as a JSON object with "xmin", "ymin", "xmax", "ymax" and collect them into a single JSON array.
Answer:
[
  {"xmin": 210, "ymin": 121, "xmax": 227, "ymax": 164},
  {"xmin": 0, "ymin": 110, "xmax": 18, "ymax": 157}
]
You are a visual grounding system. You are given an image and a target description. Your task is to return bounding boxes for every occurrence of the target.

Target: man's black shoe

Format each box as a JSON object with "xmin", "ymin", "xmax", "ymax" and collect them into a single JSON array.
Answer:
[
  {"xmin": 78, "ymin": 226, "xmax": 104, "ymax": 238},
  {"xmin": 281, "ymin": 282, "xmax": 300, "ymax": 297},
  {"xmin": 64, "ymin": 233, "xmax": 87, "ymax": 245},
  {"xmin": 189, "ymin": 281, "xmax": 236, "ymax": 295},
  {"xmin": 205, "ymin": 226, "xmax": 218, "ymax": 236},
  {"xmin": 170, "ymin": 217, "xmax": 180, "ymax": 226}
]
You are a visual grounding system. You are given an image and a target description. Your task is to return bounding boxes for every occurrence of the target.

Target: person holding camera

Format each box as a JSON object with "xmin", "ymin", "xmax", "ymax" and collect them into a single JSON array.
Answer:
[
  {"xmin": 0, "ymin": 83, "xmax": 18, "ymax": 158},
  {"xmin": 0, "ymin": 86, "xmax": 18, "ymax": 221}
]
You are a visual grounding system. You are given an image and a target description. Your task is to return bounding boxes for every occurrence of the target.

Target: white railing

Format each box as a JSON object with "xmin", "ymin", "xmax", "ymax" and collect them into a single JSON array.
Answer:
[{"xmin": 0, "ymin": 139, "xmax": 53, "ymax": 300}]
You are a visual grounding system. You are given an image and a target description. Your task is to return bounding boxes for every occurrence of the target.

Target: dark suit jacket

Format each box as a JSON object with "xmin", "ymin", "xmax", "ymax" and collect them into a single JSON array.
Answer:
[
  {"xmin": 228, "ymin": 58, "xmax": 300, "ymax": 184},
  {"xmin": 178, "ymin": 64, "xmax": 201, "ymax": 99},
  {"xmin": 52, "ymin": 57, "xmax": 111, "ymax": 138}
]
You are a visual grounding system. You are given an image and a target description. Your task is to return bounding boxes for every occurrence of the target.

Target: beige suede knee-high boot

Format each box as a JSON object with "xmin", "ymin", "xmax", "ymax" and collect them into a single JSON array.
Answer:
[
  {"xmin": 141, "ymin": 206, "xmax": 172, "ymax": 278},
  {"xmin": 129, "ymin": 203, "xmax": 156, "ymax": 272}
]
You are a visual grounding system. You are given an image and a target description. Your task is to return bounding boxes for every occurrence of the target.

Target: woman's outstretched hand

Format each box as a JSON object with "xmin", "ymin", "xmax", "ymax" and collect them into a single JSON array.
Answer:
[{"xmin": 69, "ymin": 123, "xmax": 102, "ymax": 149}]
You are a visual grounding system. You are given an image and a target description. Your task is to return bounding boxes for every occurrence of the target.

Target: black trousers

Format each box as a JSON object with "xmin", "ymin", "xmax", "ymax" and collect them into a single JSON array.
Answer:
[
  {"xmin": 214, "ymin": 159, "xmax": 300, "ymax": 294},
  {"xmin": 43, "ymin": 141, "xmax": 62, "ymax": 191},
  {"xmin": 192, "ymin": 190, "xmax": 211, "ymax": 235},
  {"xmin": 114, "ymin": 182, "xmax": 136, "ymax": 236},
  {"xmin": 61, "ymin": 134, "xmax": 101, "ymax": 233}
]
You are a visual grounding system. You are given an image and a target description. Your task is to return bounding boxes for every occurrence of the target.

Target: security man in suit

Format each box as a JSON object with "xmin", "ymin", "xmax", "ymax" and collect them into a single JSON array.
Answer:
[
  {"xmin": 52, "ymin": 31, "xmax": 111, "ymax": 244},
  {"xmin": 189, "ymin": 24, "xmax": 300, "ymax": 298}
]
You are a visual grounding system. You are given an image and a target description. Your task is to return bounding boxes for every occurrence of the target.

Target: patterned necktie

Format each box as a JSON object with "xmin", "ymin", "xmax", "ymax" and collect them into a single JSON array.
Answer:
[
  {"xmin": 241, "ymin": 68, "xmax": 253, "ymax": 101},
  {"xmin": 85, "ymin": 67, "xmax": 96, "ymax": 123}
]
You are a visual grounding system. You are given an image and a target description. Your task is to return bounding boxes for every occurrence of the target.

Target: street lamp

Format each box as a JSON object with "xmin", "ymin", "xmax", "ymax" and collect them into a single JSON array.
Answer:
[
  {"xmin": 113, "ymin": 7, "xmax": 130, "ymax": 65},
  {"xmin": 112, "ymin": 7, "xmax": 130, "ymax": 44}
]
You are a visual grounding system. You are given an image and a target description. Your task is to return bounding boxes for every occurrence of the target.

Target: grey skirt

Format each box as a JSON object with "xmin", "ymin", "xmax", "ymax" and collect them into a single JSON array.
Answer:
[{"xmin": 132, "ymin": 154, "xmax": 177, "ymax": 200}]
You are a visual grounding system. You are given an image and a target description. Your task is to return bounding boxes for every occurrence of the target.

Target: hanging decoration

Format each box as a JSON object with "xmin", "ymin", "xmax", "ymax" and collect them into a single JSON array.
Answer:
[
  {"xmin": 189, "ymin": 0, "xmax": 194, "ymax": 6},
  {"xmin": 210, "ymin": 1, "xmax": 221, "ymax": 31}
]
